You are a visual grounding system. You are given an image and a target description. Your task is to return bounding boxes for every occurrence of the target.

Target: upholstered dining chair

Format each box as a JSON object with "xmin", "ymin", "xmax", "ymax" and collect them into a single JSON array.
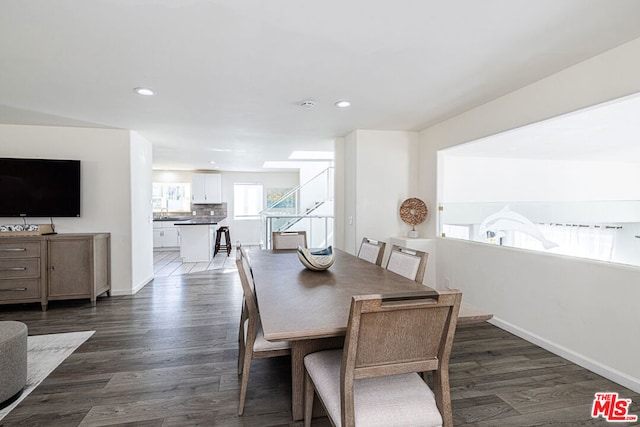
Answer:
[
  {"xmin": 385, "ymin": 244, "xmax": 428, "ymax": 283},
  {"xmin": 235, "ymin": 247, "xmax": 291, "ymax": 415},
  {"xmin": 356, "ymin": 237, "xmax": 386, "ymax": 266},
  {"xmin": 303, "ymin": 290, "xmax": 462, "ymax": 427},
  {"xmin": 272, "ymin": 231, "xmax": 307, "ymax": 249}
]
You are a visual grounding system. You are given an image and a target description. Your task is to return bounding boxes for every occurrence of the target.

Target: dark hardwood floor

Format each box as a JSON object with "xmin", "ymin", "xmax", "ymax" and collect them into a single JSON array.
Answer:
[{"xmin": 1, "ymin": 251, "xmax": 638, "ymax": 426}]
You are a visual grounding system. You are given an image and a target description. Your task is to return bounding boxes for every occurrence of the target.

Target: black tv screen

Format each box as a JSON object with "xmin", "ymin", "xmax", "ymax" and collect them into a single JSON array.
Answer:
[{"xmin": 0, "ymin": 157, "xmax": 81, "ymax": 217}]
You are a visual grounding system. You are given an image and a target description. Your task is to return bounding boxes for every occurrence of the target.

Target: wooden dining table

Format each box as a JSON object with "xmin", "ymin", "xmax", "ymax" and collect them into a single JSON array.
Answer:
[{"xmin": 248, "ymin": 247, "xmax": 491, "ymax": 421}]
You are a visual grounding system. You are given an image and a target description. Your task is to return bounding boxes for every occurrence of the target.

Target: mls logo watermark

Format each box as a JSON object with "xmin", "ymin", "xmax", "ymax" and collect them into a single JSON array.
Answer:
[{"xmin": 592, "ymin": 392, "xmax": 638, "ymax": 422}]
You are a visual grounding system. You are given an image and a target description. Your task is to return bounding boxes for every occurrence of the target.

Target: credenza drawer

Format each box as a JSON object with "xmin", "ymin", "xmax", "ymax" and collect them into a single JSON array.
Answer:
[
  {"xmin": 0, "ymin": 241, "xmax": 41, "ymax": 259},
  {"xmin": 0, "ymin": 279, "xmax": 41, "ymax": 300},
  {"xmin": 0, "ymin": 259, "xmax": 40, "ymax": 279}
]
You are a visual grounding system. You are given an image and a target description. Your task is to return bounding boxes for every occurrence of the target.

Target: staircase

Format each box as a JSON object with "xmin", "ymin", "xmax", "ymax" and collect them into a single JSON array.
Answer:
[{"xmin": 261, "ymin": 167, "xmax": 334, "ymax": 249}]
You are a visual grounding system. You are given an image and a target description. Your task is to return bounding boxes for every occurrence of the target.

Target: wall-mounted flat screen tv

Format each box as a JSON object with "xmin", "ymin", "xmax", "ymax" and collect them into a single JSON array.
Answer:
[{"xmin": 0, "ymin": 157, "xmax": 81, "ymax": 217}]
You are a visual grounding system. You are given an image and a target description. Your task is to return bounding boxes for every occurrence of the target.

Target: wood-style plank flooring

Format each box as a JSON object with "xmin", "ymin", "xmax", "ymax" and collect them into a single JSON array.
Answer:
[
  {"xmin": 0, "ymin": 249, "xmax": 638, "ymax": 426},
  {"xmin": 153, "ymin": 249, "xmax": 233, "ymax": 277}
]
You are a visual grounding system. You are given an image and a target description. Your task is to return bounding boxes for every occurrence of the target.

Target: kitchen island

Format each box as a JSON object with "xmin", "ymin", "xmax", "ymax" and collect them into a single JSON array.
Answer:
[{"xmin": 174, "ymin": 216, "xmax": 226, "ymax": 262}]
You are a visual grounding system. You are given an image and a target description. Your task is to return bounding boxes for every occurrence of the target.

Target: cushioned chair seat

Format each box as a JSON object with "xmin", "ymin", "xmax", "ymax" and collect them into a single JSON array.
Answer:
[
  {"xmin": 0, "ymin": 321, "xmax": 28, "ymax": 406},
  {"xmin": 305, "ymin": 349, "xmax": 443, "ymax": 427},
  {"xmin": 244, "ymin": 318, "xmax": 291, "ymax": 353}
]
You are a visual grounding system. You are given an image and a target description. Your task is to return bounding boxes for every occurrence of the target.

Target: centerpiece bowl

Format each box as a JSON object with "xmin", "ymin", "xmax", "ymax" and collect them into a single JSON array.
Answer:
[{"xmin": 297, "ymin": 246, "xmax": 335, "ymax": 271}]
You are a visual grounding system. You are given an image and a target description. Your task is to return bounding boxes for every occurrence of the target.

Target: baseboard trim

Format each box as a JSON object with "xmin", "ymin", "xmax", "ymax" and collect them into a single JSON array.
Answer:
[
  {"xmin": 132, "ymin": 275, "xmax": 154, "ymax": 295},
  {"xmin": 489, "ymin": 317, "xmax": 640, "ymax": 394},
  {"xmin": 110, "ymin": 275, "xmax": 153, "ymax": 296}
]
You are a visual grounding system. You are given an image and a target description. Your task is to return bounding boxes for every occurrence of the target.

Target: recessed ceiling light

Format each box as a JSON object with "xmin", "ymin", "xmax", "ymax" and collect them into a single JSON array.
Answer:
[
  {"xmin": 209, "ymin": 160, "xmax": 216, "ymax": 164},
  {"xmin": 335, "ymin": 100, "xmax": 351, "ymax": 108},
  {"xmin": 133, "ymin": 87, "xmax": 155, "ymax": 96}
]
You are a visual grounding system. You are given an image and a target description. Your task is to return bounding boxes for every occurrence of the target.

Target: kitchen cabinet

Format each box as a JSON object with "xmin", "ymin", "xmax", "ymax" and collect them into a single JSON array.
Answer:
[
  {"xmin": 192, "ymin": 173, "xmax": 222, "ymax": 204},
  {"xmin": 153, "ymin": 222, "xmax": 180, "ymax": 248},
  {"xmin": 174, "ymin": 217, "xmax": 227, "ymax": 262},
  {"xmin": 178, "ymin": 224, "xmax": 216, "ymax": 262}
]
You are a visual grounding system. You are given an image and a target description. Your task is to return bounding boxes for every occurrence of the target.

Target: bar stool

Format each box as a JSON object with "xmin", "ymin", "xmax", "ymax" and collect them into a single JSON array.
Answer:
[{"xmin": 214, "ymin": 226, "xmax": 231, "ymax": 256}]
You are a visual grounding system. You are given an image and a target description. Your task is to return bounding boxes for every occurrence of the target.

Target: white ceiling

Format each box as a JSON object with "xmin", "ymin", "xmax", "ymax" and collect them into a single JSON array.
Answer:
[{"xmin": 2, "ymin": 1, "xmax": 640, "ymax": 171}]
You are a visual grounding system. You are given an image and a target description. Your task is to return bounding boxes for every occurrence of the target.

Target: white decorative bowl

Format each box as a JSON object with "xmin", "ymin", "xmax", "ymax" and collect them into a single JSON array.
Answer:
[{"xmin": 297, "ymin": 246, "xmax": 335, "ymax": 271}]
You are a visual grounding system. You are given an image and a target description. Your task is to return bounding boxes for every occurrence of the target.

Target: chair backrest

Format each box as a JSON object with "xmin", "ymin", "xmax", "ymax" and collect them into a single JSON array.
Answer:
[
  {"xmin": 341, "ymin": 290, "xmax": 462, "ymax": 426},
  {"xmin": 235, "ymin": 248, "xmax": 259, "ymax": 335},
  {"xmin": 272, "ymin": 231, "xmax": 307, "ymax": 249},
  {"xmin": 357, "ymin": 237, "xmax": 386, "ymax": 266},
  {"xmin": 385, "ymin": 244, "xmax": 428, "ymax": 283}
]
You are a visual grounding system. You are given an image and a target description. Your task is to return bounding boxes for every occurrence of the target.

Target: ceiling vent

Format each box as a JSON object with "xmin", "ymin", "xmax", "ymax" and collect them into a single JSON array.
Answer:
[{"xmin": 300, "ymin": 100, "xmax": 316, "ymax": 109}]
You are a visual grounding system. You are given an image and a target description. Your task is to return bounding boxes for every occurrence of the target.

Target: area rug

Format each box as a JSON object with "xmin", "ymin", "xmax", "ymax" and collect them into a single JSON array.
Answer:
[{"xmin": 0, "ymin": 330, "xmax": 95, "ymax": 422}]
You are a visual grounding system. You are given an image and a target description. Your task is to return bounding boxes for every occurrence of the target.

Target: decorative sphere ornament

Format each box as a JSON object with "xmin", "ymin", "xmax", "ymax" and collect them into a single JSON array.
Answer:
[{"xmin": 399, "ymin": 198, "xmax": 428, "ymax": 238}]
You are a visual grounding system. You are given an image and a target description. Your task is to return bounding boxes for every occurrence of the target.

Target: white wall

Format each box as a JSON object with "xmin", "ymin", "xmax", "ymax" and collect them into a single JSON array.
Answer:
[
  {"xmin": 338, "ymin": 130, "xmax": 418, "ymax": 257},
  {"xmin": 438, "ymin": 238, "xmax": 640, "ymax": 392},
  {"xmin": 0, "ymin": 124, "xmax": 153, "ymax": 296},
  {"xmin": 334, "ymin": 137, "xmax": 346, "ymax": 250},
  {"xmin": 418, "ymin": 37, "xmax": 640, "ymax": 392},
  {"xmin": 129, "ymin": 132, "xmax": 154, "ymax": 293},
  {"xmin": 339, "ymin": 132, "xmax": 358, "ymax": 253},
  {"xmin": 152, "ymin": 170, "xmax": 193, "ymax": 185},
  {"xmin": 443, "ymin": 156, "xmax": 640, "ymax": 203}
]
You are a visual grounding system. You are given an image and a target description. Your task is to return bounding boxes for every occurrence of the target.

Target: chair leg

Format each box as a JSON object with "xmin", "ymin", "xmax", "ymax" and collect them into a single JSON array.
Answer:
[
  {"xmin": 304, "ymin": 370, "xmax": 315, "ymax": 427},
  {"xmin": 238, "ymin": 349, "xmax": 253, "ymax": 415},
  {"xmin": 433, "ymin": 369, "xmax": 453, "ymax": 427}
]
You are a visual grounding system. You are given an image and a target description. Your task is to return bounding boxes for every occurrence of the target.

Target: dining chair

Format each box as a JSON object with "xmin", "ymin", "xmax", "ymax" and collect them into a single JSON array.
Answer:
[
  {"xmin": 356, "ymin": 237, "xmax": 386, "ymax": 266},
  {"xmin": 235, "ymin": 247, "xmax": 291, "ymax": 415},
  {"xmin": 303, "ymin": 289, "xmax": 462, "ymax": 427},
  {"xmin": 385, "ymin": 244, "xmax": 428, "ymax": 283},
  {"xmin": 272, "ymin": 230, "xmax": 308, "ymax": 249},
  {"xmin": 236, "ymin": 243, "xmax": 248, "ymax": 376}
]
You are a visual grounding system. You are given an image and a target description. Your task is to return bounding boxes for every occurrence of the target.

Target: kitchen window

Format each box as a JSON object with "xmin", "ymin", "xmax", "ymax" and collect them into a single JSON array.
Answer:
[
  {"xmin": 234, "ymin": 183, "xmax": 263, "ymax": 220},
  {"xmin": 152, "ymin": 183, "xmax": 191, "ymax": 213}
]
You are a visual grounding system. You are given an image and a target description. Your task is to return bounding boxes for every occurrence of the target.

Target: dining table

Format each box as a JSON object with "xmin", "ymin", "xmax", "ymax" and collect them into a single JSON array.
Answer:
[{"xmin": 248, "ymin": 247, "xmax": 492, "ymax": 421}]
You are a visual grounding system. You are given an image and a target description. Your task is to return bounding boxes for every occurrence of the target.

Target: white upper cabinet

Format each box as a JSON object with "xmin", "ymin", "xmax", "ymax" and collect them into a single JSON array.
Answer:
[{"xmin": 192, "ymin": 173, "xmax": 222, "ymax": 204}]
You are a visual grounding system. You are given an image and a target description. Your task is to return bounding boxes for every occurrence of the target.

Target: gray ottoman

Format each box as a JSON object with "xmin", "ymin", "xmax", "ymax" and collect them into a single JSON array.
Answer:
[{"xmin": 0, "ymin": 321, "xmax": 28, "ymax": 406}]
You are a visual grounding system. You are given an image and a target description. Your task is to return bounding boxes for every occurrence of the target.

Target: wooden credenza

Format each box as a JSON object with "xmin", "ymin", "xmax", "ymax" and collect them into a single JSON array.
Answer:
[
  {"xmin": 0, "ymin": 233, "xmax": 110, "ymax": 311},
  {"xmin": 0, "ymin": 236, "xmax": 47, "ymax": 309}
]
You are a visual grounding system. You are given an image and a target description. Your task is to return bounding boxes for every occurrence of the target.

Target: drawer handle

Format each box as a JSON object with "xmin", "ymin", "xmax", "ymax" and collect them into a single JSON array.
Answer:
[
  {"xmin": 0, "ymin": 248, "xmax": 27, "ymax": 252},
  {"xmin": 0, "ymin": 287, "xmax": 27, "ymax": 292},
  {"xmin": 0, "ymin": 267, "xmax": 28, "ymax": 271}
]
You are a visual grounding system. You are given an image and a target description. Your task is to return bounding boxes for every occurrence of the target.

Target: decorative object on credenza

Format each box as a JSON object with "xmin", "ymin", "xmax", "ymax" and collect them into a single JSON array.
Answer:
[
  {"xmin": 297, "ymin": 246, "xmax": 335, "ymax": 271},
  {"xmin": 400, "ymin": 198, "xmax": 428, "ymax": 238},
  {"xmin": 0, "ymin": 224, "xmax": 53, "ymax": 236},
  {"xmin": 0, "ymin": 224, "xmax": 38, "ymax": 232}
]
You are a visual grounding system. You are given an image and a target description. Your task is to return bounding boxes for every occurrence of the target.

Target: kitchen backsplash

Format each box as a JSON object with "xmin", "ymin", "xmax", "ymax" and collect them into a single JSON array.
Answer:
[{"xmin": 191, "ymin": 202, "xmax": 227, "ymax": 217}]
